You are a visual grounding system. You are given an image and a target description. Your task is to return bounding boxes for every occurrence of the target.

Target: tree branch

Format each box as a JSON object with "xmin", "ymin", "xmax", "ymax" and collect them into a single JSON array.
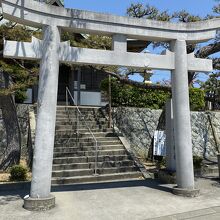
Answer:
[
  {"xmin": 12, "ymin": 59, "xmax": 38, "ymax": 76},
  {"xmin": 104, "ymin": 69, "xmax": 171, "ymax": 91},
  {"xmin": 213, "ymin": 58, "xmax": 220, "ymax": 70},
  {"xmin": 196, "ymin": 41, "xmax": 220, "ymax": 58}
]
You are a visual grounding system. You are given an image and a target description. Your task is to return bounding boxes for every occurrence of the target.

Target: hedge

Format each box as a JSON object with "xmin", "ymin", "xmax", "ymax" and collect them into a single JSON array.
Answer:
[{"xmin": 100, "ymin": 78, "xmax": 205, "ymax": 110}]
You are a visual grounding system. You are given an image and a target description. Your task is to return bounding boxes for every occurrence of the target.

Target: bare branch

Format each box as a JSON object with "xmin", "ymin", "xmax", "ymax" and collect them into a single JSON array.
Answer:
[{"xmin": 104, "ymin": 69, "xmax": 171, "ymax": 91}]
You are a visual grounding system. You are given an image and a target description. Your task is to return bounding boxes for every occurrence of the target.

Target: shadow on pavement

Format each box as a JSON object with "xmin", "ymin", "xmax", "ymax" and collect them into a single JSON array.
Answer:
[
  {"xmin": 0, "ymin": 178, "xmax": 173, "ymax": 205},
  {"xmin": 0, "ymin": 189, "xmax": 28, "ymax": 206},
  {"xmin": 51, "ymin": 178, "xmax": 172, "ymax": 193}
]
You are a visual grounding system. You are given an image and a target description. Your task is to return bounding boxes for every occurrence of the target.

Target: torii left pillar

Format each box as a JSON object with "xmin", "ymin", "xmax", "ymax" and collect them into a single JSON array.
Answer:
[{"xmin": 24, "ymin": 25, "xmax": 60, "ymax": 211}]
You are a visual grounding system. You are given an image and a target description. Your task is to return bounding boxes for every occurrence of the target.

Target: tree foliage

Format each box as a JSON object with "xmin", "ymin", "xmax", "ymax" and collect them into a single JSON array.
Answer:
[{"xmin": 127, "ymin": 2, "xmax": 220, "ymax": 88}]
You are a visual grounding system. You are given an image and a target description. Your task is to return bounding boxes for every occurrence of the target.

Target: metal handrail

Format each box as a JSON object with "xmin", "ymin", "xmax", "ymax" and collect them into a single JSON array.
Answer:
[{"xmin": 65, "ymin": 87, "xmax": 99, "ymax": 176}]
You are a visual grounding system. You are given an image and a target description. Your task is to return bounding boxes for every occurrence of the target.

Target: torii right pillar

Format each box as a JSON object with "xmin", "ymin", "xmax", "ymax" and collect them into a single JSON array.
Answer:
[{"xmin": 171, "ymin": 39, "xmax": 199, "ymax": 197}]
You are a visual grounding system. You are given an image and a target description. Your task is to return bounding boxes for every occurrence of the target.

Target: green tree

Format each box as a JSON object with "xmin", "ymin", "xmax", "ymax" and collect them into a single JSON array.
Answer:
[
  {"xmin": 126, "ymin": 2, "xmax": 220, "ymax": 87},
  {"xmin": 200, "ymin": 73, "xmax": 220, "ymax": 109},
  {"xmin": 0, "ymin": 23, "xmax": 40, "ymax": 169}
]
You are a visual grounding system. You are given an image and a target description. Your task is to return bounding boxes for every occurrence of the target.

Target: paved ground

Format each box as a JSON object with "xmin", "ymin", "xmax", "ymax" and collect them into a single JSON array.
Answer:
[{"xmin": 1, "ymin": 177, "xmax": 220, "ymax": 220}]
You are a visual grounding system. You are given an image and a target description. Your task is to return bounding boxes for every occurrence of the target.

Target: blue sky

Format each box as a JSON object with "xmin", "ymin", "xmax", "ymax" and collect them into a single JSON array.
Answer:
[
  {"xmin": 64, "ymin": 0, "xmax": 217, "ymax": 84},
  {"xmin": 64, "ymin": 0, "xmax": 215, "ymax": 17}
]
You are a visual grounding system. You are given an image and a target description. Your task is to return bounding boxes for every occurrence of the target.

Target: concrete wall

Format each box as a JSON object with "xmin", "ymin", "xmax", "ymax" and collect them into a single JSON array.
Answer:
[{"xmin": 113, "ymin": 107, "xmax": 220, "ymax": 159}]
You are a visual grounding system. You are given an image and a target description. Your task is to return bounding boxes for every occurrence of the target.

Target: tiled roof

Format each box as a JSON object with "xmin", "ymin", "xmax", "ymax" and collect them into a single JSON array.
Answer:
[{"xmin": 46, "ymin": 0, "xmax": 64, "ymax": 6}]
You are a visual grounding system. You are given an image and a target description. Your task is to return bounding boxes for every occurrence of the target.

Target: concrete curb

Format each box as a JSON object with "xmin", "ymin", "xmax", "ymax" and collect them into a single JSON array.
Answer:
[
  {"xmin": 149, "ymin": 206, "xmax": 220, "ymax": 220},
  {"xmin": 0, "ymin": 181, "xmax": 31, "ymax": 191}
]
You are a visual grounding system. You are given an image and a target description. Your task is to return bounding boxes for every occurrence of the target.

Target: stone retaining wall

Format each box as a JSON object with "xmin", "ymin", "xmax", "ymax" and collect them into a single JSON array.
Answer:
[
  {"xmin": 16, "ymin": 104, "xmax": 31, "ymax": 158},
  {"xmin": 113, "ymin": 107, "xmax": 220, "ymax": 159},
  {"xmin": 0, "ymin": 104, "xmax": 32, "ymax": 163},
  {"xmin": 1, "ymin": 105, "xmax": 220, "ymax": 164}
]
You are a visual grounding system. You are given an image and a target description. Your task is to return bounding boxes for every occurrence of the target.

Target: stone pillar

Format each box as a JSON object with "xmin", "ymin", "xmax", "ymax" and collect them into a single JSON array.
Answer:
[
  {"xmin": 112, "ymin": 34, "xmax": 127, "ymax": 52},
  {"xmin": 170, "ymin": 39, "xmax": 199, "ymax": 197},
  {"xmin": 77, "ymin": 67, "xmax": 81, "ymax": 106},
  {"xmin": 165, "ymin": 99, "xmax": 176, "ymax": 171},
  {"xmin": 24, "ymin": 25, "xmax": 60, "ymax": 210}
]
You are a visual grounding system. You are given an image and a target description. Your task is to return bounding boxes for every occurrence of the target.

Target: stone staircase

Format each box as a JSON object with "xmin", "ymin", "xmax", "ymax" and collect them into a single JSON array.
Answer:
[{"xmin": 51, "ymin": 106, "xmax": 142, "ymax": 185}]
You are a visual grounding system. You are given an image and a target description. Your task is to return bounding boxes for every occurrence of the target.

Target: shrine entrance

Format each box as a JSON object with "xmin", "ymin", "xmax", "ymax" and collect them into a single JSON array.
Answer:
[{"xmin": 1, "ymin": 0, "xmax": 217, "ymax": 211}]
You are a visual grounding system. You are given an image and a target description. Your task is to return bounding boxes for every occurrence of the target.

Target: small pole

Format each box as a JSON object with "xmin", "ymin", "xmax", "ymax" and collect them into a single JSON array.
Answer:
[
  {"xmin": 94, "ymin": 141, "xmax": 98, "ymax": 175},
  {"xmin": 66, "ymin": 88, "xmax": 68, "ymax": 106},
  {"xmin": 108, "ymin": 74, "xmax": 112, "ymax": 128}
]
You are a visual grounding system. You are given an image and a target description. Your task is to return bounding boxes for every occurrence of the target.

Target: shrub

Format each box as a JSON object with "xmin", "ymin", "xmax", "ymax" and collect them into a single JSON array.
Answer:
[
  {"xmin": 15, "ymin": 89, "xmax": 27, "ymax": 103},
  {"xmin": 155, "ymin": 156, "xmax": 166, "ymax": 169},
  {"xmin": 101, "ymin": 78, "xmax": 171, "ymax": 109},
  {"xmin": 101, "ymin": 78, "xmax": 205, "ymax": 110},
  {"xmin": 10, "ymin": 165, "xmax": 28, "ymax": 181},
  {"xmin": 193, "ymin": 156, "xmax": 203, "ymax": 169},
  {"xmin": 189, "ymin": 88, "xmax": 205, "ymax": 111}
]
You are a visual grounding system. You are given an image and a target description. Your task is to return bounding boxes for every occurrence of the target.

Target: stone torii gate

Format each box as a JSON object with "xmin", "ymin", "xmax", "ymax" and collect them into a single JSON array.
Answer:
[{"xmin": 1, "ymin": 0, "xmax": 217, "ymax": 210}]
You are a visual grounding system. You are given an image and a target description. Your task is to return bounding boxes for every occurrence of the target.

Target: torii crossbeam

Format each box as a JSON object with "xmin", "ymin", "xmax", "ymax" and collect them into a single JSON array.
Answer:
[
  {"xmin": 4, "ymin": 37, "xmax": 213, "ymax": 72},
  {"xmin": 1, "ymin": 0, "xmax": 218, "ymax": 210}
]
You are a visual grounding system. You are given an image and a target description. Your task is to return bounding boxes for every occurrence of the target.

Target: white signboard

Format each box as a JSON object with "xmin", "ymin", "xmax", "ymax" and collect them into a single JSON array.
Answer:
[{"xmin": 153, "ymin": 130, "xmax": 166, "ymax": 156}]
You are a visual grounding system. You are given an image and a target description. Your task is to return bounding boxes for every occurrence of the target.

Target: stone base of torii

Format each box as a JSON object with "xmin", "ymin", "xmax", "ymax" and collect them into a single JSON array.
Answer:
[{"xmin": 1, "ymin": 0, "xmax": 216, "ymax": 210}]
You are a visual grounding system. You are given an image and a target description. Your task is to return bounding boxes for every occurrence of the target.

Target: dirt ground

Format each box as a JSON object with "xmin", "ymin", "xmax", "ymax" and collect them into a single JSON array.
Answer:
[{"xmin": 0, "ymin": 173, "xmax": 10, "ymax": 182}]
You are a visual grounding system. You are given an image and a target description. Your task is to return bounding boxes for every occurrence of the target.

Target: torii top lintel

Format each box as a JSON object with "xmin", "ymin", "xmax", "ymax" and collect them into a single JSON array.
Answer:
[{"xmin": 1, "ymin": 0, "xmax": 219, "ymax": 43}]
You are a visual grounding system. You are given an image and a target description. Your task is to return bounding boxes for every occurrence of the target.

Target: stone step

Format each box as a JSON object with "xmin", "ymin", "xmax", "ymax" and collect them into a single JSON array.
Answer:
[
  {"xmin": 56, "ymin": 122, "xmax": 108, "ymax": 127},
  {"xmin": 54, "ymin": 139, "xmax": 120, "ymax": 146},
  {"xmin": 56, "ymin": 128, "xmax": 111, "ymax": 132},
  {"xmin": 59, "ymin": 119, "xmax": 105, "ymax": 124},
  {"xmin": 51, "ymin": 172, "xmax": 142, "ymax": 185},
  {"xmin": 56, "ymin": 130, "xmax": 112, "ymax": 135},
  {"xmin": 55, "ymin": 143, "xmax": 118, "ymax": 149},
  {"xmin": 55, "ymin": 120, "xmax": 107, "ymax": 125},
  {"xmin": 54, "ymin": 138, "xmax": 121, "ymax": 148},
  {"xmin": 57, "ymin": 106, "xmax": 100, "ymax": 110},
  {"xmin": 56, "ymin": 115, "xmax": 105, "ymax": 119},
  {"xmin": 52, "ymin": 166, "xmax": 138, "ymax": 178},
  {"xmin": 55, "ymin": 121, "xmax": 108, "ymax": 126},
  {"xmin": 53, "ymin": 149, "xmax": 127, "ymax": 158},
  {"xmin": 56, "ymin": 112, "xmax": 102, "ymax": 119},
  {"xmin": 56, "ymin": 110, "xmax": 103, "ymax": 114},
  {"xmin": 54, "ymin": 137, "xmax": 120, "ymax": 144},
  {"xmin": 55, "ymin": 132, "xmax": 118, "ymax": 139},
  {"xmin": 56, "ymin": 108, "xmax": 103, "ymax": 113},
  {"xmin": 202, "ymin": 166, "xmax": 219, "ymax": 175},
  {"xmin": 55, "ymin": 123, "xmax": 109, "ymax": 131},
  {"xmin": 56, "ymin": 116, "xmax": 107, "ymax": 123},
  {"xmin": 57, "ymin": 123, "xmax": 107, "ymax": 127},
  {"xmin": 56, "ymin": 109, "xmax": 101, "ymax": 113},
  {"xmin": 54, "ymin": 145, "xmax": 124, "ymax": 153},
  {"xmin": 53, "ymin": 155, "xmax": 132, "ymax": 164},
  {"xmin": 52, "ymin": 160, "xmax": 135, "ymax": 171},
  {"xmin": 56, "ymin": 108, "xmax": 101, "ymax": 112}
]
